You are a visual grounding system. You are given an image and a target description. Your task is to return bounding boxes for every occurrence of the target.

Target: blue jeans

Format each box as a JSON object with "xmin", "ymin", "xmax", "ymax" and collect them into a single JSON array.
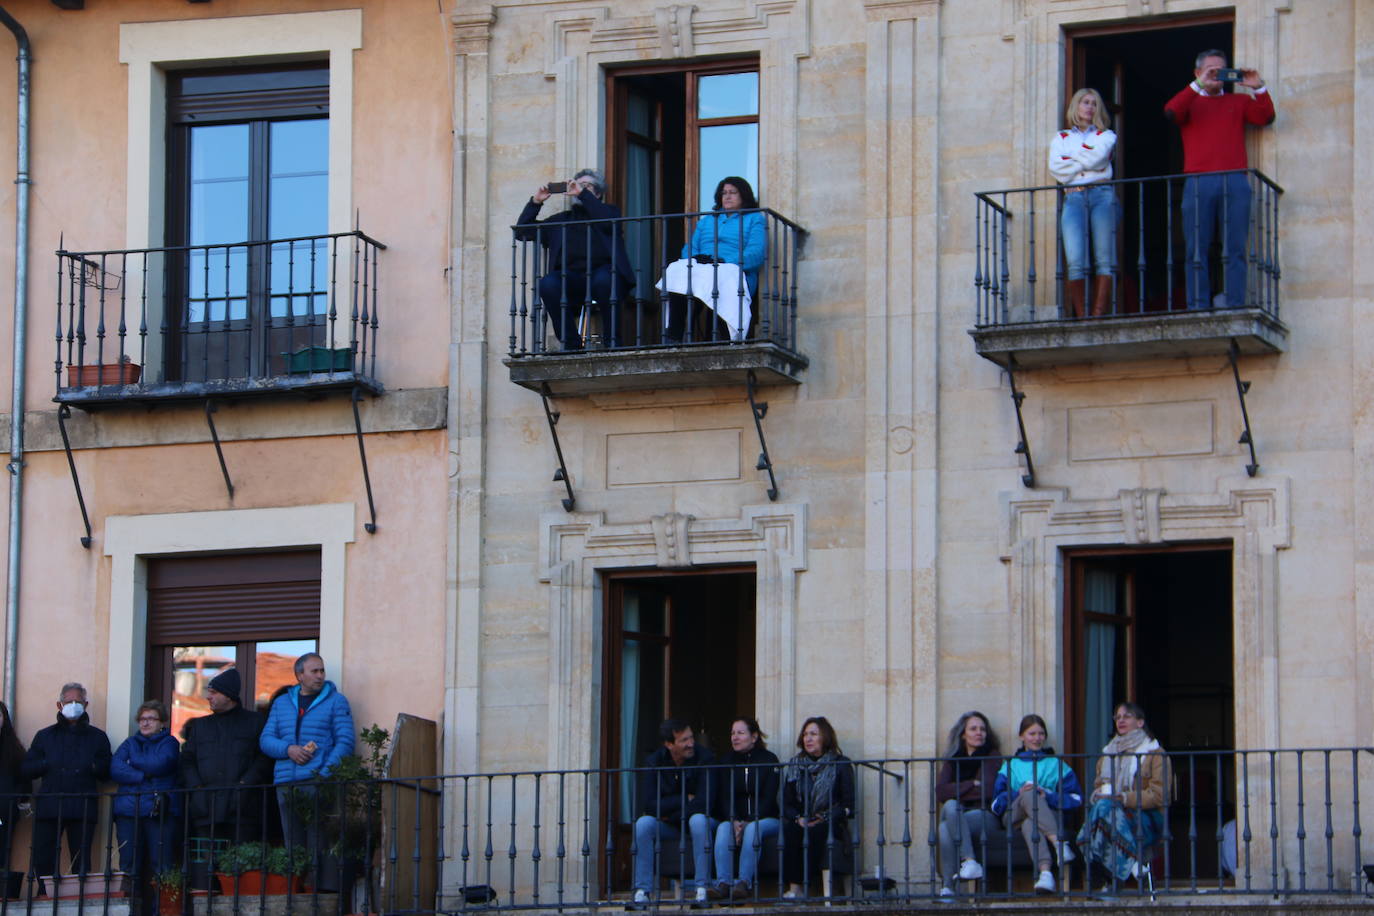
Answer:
[
  {"xmin": 713, "ymin": 817, "xmax": 779, "ymax": 887},
  {"xmin": 633, "ymin": 813, "xmax": 715, "ymax": 893},
  {"xmin": 1181, "ymin": 172, "xmax": 1251, "ymax": 309},
  {"xmin": 1060, "ymin": 184, "xmax": 1118, "ymax": 281}
]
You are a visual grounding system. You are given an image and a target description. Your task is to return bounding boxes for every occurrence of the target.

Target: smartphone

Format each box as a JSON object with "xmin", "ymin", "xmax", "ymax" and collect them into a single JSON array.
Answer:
[
  {"xmin": 1215, "ymin": 68, "xmax": 1244, "ymax": 82},
  {"xmin": 546, "ymin": 181, "xmax": 568, "ymax": 194}
]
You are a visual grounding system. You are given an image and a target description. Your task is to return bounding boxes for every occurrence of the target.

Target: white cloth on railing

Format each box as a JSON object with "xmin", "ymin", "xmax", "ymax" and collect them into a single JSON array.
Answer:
[{"xmin": 655, "ymin": 259, "xmax": 752, "ymax": 341}]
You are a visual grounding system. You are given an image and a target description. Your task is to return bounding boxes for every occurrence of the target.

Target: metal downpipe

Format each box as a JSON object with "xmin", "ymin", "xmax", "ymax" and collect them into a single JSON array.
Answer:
[{"xmin": 0, "ymin": 5, "xmax": 30, "ymax": 712}]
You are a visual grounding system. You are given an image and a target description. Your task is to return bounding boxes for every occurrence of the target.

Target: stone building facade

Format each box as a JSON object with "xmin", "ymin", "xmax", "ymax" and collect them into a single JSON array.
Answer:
[{"xmin": 0, "ymin": 0, "xmax": 1368, "ymax": 897}]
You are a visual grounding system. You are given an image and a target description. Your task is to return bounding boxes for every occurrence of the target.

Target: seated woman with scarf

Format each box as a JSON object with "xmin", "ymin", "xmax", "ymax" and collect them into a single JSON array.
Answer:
[
  {"xmin": 780, "ymin": 716, "xmax": 854, "ymax": 899},
  {"xmin": 1076, "ymin": 702, "xmax": 1172, "ymax": 890}
]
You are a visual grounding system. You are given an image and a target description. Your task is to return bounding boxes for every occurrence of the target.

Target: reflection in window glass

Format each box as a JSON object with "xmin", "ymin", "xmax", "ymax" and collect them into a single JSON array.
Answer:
[
  {"xmin": 698, "ymin": 72, "xmax": 758, "ymax": 119},
  {"xmin": 255, "ymin": 638, "xmax": 319, "ymax": 709},
  {"xmin": 190, "ymin": 124, "xmax": 250, "ymax": 245},
  {"xmin": 698, "ymin": 123, "xmax": 759, "ymax": 211},
  {"xmin": 171, "ymin": 646, "xmax": 236, "ymax": 740}
]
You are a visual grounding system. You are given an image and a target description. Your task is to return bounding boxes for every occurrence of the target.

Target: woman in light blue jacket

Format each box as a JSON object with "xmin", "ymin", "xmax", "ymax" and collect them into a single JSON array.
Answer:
[
  {"xmin": 664, "ymin": 176, "xmax": 766, "ymax": 344},
  {"xmin": 989, "ymin": 715, "xmax": 1083, "ymax": 894}
]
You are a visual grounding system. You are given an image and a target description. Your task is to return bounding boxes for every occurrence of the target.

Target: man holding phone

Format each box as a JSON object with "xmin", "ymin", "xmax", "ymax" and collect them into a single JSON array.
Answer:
[
  {"xmin": 1164, "ymin": 49, "xmax": 1275, "ymax": 310},
  {"xmin": 515, "ymin": 169, "xmax": 636, "ymax": 350}
]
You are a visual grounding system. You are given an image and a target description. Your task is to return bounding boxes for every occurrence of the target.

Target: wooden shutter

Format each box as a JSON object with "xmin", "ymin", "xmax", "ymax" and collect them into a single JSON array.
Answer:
[{"xmin": 147, "ymin": 551, "xmax": 321, "ymax": 645}]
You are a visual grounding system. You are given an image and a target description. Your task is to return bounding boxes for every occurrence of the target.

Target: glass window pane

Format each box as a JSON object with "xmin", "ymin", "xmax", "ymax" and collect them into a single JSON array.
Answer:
[
  {"xmin": 171, "ymin": 646, "xmax": 237, "ymax": 740},
  {"xmin": 190, "ymin": 125, "xmax": 250, "ymax": 246},
  {"xmin": 697, "ymin": 72, "xmax": 758, "ymax": 119},
  {"xmin": 254, "ymin": 638, "xmax": 319, "ymax": 710},
  {"xmin": 269, "ymin": 119, "xmax": 328, "ymax": 240},
  {"xmin": 698, "ymin": 123, "xmax": 759, "ymax": 211}
]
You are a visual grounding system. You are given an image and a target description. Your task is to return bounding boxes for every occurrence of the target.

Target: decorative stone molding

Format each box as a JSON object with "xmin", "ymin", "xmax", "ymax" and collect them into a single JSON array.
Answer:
[
  {"xmin": 655, "ymin": 5, "xmax": 696, "ymax": 58},
  {"xmin": 1000, "ymin": 476, "xmax": 1291, "ymax": 753},
  {"xmin": 651, "ymin": 512, "xmax": 696, "ymax": 566},
  {"xmin": 451, "ymin": 10, "xmax": 496, "ymax": 53},
  {"xmin": 541, "ymin": 1, "xmax": 809, "ymax": 212},
  {"xmin": 539, "ymin": 503, "xmax": 807, "ymax": 773},
  {"xmin": 1118, "ymin": 487, "xmax": 1163, "ymax": 544}
]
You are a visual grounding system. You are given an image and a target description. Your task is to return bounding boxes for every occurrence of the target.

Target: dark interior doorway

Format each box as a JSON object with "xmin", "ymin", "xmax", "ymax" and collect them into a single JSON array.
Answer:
[
  {"xmin": 1065, "ymin": 545, "xmax": 1233, "ymax": 876},
  {"xmin": 600, "ymin": 567, "xmax": 756, "ymax": 891},
  {"xmin": 1067, "ymin": 16, "xmax": 1233, "ymax": 313}
]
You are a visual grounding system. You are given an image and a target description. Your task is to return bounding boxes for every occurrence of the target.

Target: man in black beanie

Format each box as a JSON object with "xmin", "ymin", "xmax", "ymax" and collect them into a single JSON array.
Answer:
[{"xmin": 179, "ymin": 668, "xmax": 272, "ymax": 891}]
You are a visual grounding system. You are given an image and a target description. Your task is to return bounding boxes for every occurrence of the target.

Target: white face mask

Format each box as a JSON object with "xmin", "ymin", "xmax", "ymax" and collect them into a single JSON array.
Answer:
[{"xmin": 60, "ymin": 701, "xmax": 84, "ymax": 720}]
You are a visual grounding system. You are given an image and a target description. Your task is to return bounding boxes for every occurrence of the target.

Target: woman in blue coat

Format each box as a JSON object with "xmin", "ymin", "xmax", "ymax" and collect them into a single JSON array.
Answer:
[
  {"xmin": 112, "ymin": 700, "xmax": 182, "ymax": 886},
  {"xmin": 664, "ymin": 176, "xmax": 766, "ymax": 344}
]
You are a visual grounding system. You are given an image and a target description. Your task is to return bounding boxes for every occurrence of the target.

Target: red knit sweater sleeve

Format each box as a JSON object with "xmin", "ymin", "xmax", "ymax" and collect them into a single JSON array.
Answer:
[{"xmin": 1244, "ymin": 89, "xmax": 1276, "ymax": 126}]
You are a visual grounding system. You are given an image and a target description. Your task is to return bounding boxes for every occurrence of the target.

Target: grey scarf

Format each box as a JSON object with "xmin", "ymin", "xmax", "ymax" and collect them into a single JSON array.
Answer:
[{"xmin": 785, "ymin": 751, "xmax": 840, "ymax": 817}]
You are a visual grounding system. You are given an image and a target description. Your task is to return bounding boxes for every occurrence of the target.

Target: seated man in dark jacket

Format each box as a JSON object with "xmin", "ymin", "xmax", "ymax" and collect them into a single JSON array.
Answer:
[
  {"xmin": 22, "ymin": 682, "xmax": 112, "ymax": 879},
  {"xmin": 631, "ymin": 718, "xmax": 717, "ymax": 906},
  {"xmin": 180, "ymin": 669, "xmax": 271, "ymax": 888},
  {"xmin": 515, "ymin": 168, "xmax": 636, "ymax": 351}
]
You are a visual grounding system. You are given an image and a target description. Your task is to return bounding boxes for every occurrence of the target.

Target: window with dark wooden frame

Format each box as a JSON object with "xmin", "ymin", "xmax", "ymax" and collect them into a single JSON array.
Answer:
[
  {"xmin": 145, "ymin": 550, "xmax": 321, "ymax": 739},
  {"xmin": 164, "ymin": 63, "xmax": 329, "ymax": 383}
]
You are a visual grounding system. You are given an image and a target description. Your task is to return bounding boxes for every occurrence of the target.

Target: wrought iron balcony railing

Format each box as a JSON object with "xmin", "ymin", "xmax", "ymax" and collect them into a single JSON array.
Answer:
[
  {"xmin": 8, "ymin": 746, "xmax": 1370, "ymax": 914},
  {"xmin": 970, "ymin": 169, "xmax": 1288, "ymax": 368},
  {"xmin": 54, "ymin": 230, "xmax": 384, "ymax": 407},
  {"xmin": 504, "ymin": 208, "xmax": 808, "ymax": 395}
]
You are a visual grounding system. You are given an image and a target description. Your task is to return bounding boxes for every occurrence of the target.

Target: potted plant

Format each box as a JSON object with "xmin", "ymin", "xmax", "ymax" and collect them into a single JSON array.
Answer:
[
  {"xmin": 152, "ymin": 866, "xmax": 185, "ymax": 916},
  {"xmin": 65, "ymin": 353, "xmax": 141, "ymax": 388},
  {"xmin": 214, "ymin": 841, "xmax": 309, "ymax": 896},
  {"xmin": 294, "ymin": 725, "xmax": 390, "ymax": 896}
]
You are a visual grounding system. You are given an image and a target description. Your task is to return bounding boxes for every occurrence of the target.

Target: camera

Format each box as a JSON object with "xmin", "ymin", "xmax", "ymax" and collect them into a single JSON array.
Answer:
[
  {"xmin": 1215, "ymin": 68, "xmax": 1244, "ymax": 83},
  {"xmin": 546, "ymin": 181, "xmax": 568, "ymax": 194}
]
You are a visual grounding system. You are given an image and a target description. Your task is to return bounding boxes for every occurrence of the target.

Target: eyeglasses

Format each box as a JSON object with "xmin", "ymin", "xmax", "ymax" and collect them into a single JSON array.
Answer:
[
  {"xmin": 137, "ymin": 716, "xmax": 162, "ymax": 724},
  {"xmin": 1113, "ymin": 713, "xmax": 1140, "ymax": 721}
]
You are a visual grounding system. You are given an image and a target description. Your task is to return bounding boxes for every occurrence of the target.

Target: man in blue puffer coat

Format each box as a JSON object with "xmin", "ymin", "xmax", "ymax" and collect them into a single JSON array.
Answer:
[{"xmin": 259, "ymin": 653, "xmax": 354, "ymax": 860}]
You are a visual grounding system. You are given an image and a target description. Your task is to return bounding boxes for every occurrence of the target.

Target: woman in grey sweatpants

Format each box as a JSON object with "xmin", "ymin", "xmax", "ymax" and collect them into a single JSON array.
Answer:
[{"xmin": 934, "ymin": 711, "xmax": 1005, "ymax": 896}]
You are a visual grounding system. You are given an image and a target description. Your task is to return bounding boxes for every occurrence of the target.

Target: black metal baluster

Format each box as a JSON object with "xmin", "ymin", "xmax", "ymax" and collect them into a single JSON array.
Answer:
[
  {"xmin": 1296, "ymin": 750, "xmax": 1307, "ymax": 890},
  {"xmin": 1323, "ymin": 749, "xmax": 1334, "ymax": 890}
]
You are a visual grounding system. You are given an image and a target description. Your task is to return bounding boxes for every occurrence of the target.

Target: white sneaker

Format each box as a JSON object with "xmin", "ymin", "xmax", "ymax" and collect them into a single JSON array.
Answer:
[
  {"xmin": 693, "ymin": 887, "xmax": 708, "ymax": 904},
  {"xmin": 957, "ymin": 859, "xmax": 984, "ymax": 880},
  {"xmin": 938, "ymin": 886, "xmax": 954, "ymax": 898},
  {"xmin": 1034, "ymin": 870, "xmax": 1055, "ymax": 894},
  {"xmin": 1058, "ymin": 841, "xmax": 1076, "ymax": 864},
  {"xmin": 782, "ymin": 889, "xmax": 800, "ymax": 900},
  {"xmin": 631, "ymin": 889, "xmax": 649, "ymax": 905}
]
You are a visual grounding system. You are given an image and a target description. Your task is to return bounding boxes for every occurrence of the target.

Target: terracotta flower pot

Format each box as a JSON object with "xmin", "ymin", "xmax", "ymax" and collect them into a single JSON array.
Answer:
[
  {"xmin": 66, "ymin": 361, "xmax": 141, "ymax": 387},
  {"xmin": 215, "ymin": 871, "xmax": 305, "ymax": 896}
]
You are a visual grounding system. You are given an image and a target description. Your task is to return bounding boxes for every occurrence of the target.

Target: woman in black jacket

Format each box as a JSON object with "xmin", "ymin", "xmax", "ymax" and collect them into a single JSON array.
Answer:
[
  {"xmin": 0, "ymin": 702, "xmax": 30, "ymax": 874},
  {"xmin": 708, "ymin": 717, "xmax": 780, "ymax": 900},
  {"xmin": 781, "ymin": 716, "xmax": 854, "ymax": 898}
]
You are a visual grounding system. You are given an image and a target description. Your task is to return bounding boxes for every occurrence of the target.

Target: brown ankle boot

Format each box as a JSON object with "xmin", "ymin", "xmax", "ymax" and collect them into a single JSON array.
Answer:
[
  {"xmin": 1064, "ymin": 280, "xmax": 1087, "ymax": 318},
  {"xmin": 1091, "ymin": 275, "xmax": 1113, "ymax": 316}
]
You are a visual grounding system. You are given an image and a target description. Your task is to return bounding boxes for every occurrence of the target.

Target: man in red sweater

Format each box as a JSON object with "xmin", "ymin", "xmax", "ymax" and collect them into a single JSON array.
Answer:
[{"xmin": 1164, "ymin": 50, "xmax": 1275, "ymax": 310}]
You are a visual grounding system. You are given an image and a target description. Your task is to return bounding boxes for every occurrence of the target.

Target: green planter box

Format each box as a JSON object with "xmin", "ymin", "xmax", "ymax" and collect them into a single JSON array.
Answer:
[{"xmin": 285, "ymin": 346, "xmax": 354, "ymax": 374}]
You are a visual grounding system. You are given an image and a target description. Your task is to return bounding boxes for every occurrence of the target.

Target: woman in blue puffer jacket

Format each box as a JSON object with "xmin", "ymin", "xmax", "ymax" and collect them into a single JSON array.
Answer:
[
  {"xmin": 989, "ymin": 715, "xmax": 1083, "ymax": 895},
  {"xmin": 112, "ymin": 700, "xmax": 182, "ymax": 884}
]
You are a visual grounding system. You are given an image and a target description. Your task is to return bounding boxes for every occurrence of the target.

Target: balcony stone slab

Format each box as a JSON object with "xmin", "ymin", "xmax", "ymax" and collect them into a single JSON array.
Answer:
[
  {"xmin": 504, "ymin": 342, "xmax": 808, "ymax": 396},
  {"xmin": 969, "ymin": 308, "xmax": 1288, "ymax": 369}
]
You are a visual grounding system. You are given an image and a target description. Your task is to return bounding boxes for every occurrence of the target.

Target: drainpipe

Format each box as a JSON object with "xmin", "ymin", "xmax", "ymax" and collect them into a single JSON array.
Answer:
[{"xmin": 0, "ymin": 5, "xmax": 30, "ymax": 713}]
